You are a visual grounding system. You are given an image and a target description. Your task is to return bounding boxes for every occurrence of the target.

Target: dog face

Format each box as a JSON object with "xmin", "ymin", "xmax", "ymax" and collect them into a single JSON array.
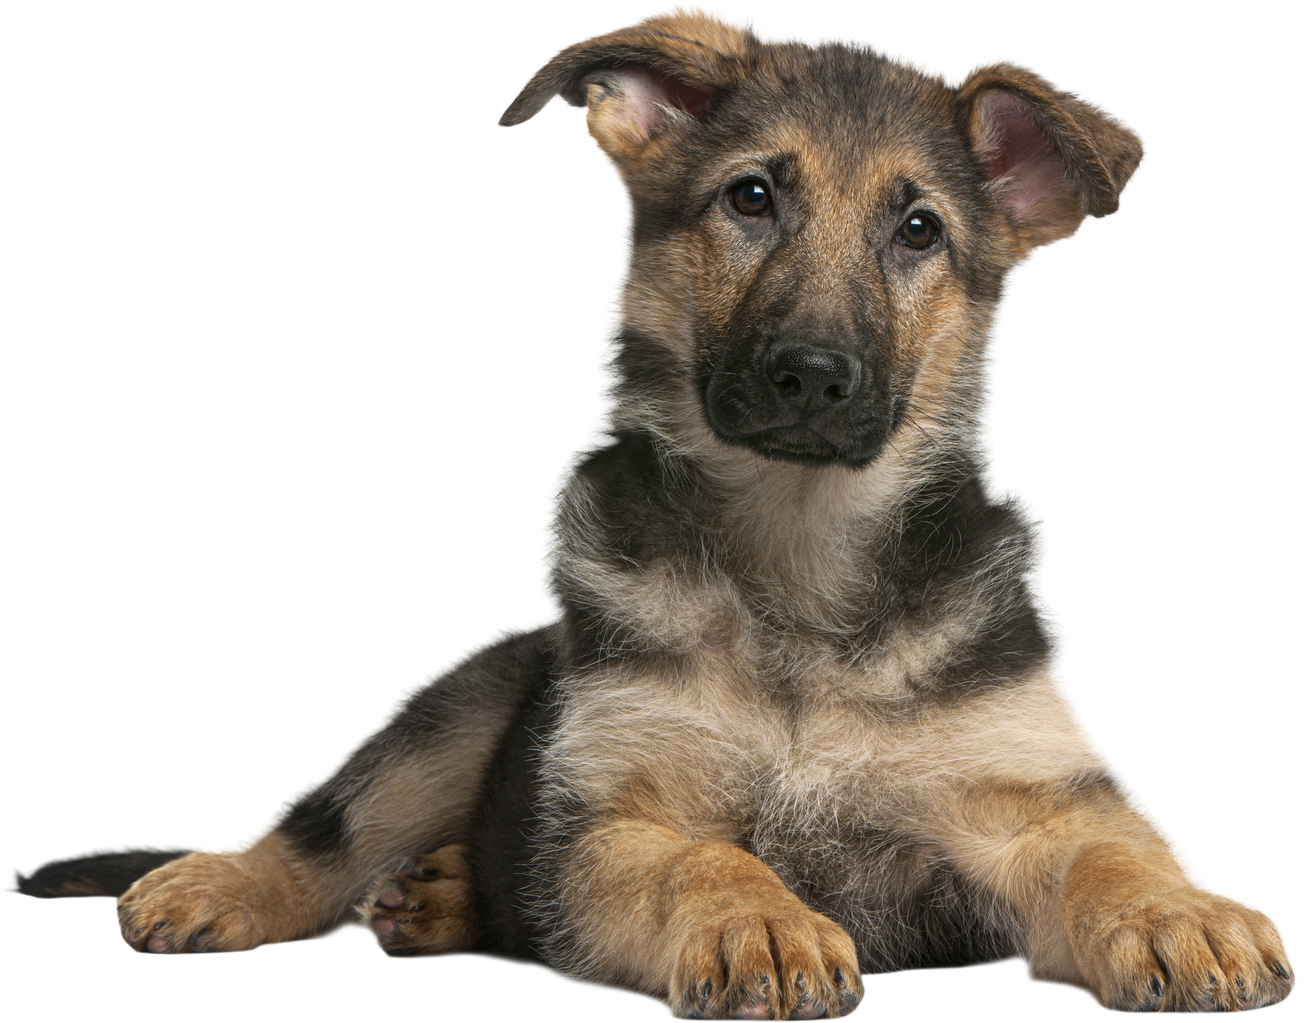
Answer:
[{"xmin": 504, "ymin": 14, "xmax": 1141, "ymax": 469}]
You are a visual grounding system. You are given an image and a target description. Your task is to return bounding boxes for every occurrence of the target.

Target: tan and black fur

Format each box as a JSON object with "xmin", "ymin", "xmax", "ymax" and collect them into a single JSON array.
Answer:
[{"xmin": 18, "ymin": 13, "xmax": 1293, "ymax": 1017}]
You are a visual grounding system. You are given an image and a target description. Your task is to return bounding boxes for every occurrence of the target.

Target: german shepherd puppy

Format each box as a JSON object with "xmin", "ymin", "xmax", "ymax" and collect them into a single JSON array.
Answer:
[{"xmin": 19, "ymin": 13, "xmax": 1293, "ymax": 1018}]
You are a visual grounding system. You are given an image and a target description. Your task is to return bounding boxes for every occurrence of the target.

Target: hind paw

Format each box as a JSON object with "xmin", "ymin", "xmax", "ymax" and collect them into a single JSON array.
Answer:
[
  {"xmin": 356, "ymin": 845, "xmax": 478, "ymax": 956},
  {"xmin": 115, "ymin": 835, "xmax": 321, "ymax": 953}
]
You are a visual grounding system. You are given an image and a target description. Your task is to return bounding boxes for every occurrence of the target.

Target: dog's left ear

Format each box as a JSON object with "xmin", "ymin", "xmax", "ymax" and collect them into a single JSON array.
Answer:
[
  {"xmin": 500, "ymin": 13, "xmax": 754, "ymax": 170},
  {"xmin": 957, "ymin": 65, "xmax": 1143, "ymax": 249}
]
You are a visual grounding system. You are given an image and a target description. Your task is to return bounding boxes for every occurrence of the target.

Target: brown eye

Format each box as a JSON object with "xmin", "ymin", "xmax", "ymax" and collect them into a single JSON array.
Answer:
[
  {"xmin": 730, "ymin": 179, "xmax": 773, "ymax": 217},
  {"xmin": 897, "ymin": 212, "xmax": 940, "ymax": 250}
]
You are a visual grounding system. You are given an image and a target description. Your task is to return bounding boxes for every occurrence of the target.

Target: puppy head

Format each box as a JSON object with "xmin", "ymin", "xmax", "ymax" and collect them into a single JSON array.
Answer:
[{"xmin": 504, "ymin": 14, "xmax": 1142, "ymax": 470}]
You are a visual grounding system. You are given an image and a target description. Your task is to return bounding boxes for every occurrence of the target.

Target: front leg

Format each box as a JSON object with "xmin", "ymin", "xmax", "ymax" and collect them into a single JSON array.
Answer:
[
  {"xmin": 560, "ymin": 821, "xmax": 863, "ymax": 1020},
  {"xmin": 1059, "ymin": 840, "xmax": 1292, "ymax": 1011},
  {"xmin": 939, "ymin": 777, "xmax": 1293, "ymax": 1011}
]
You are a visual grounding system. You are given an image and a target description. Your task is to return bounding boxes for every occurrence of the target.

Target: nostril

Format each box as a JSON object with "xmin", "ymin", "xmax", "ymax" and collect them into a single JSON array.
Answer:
[
  {"xmin": 772, "ymin": 370, "xmax": 803, "ymax": 399},
  {"xmin": 767, "ymin": 344, "xmax": 860, "ymax": 405}
]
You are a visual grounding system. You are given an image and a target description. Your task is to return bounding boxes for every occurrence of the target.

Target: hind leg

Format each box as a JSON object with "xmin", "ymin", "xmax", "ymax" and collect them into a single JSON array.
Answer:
[
  {"xmin": 111, "ymin": 630, "xmax": 550, "ymax": 953},
  {"xmin": 118, "ymin": 834, "xmax": 313, "ymax": 952},
  {"xmin": 115, "ymin": 748, "xmax": 484, "ymax": 955},
  {"xmin": 115, "ymin": 753, "xmax": 479, "ymax": 955},
  {"xmin": 357, "ymin": 844, "xmax": 478, "ymax": 955}
]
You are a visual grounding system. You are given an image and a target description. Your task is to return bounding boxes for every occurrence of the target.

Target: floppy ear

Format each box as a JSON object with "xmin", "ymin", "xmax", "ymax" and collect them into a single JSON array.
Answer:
[
  {"xmin": 499, "ymin": 12, "xmax": 754, "ymax": 169},
  {"xmin": 957, "ymin": 65, "xmax": 1143, "ymax": 249}
]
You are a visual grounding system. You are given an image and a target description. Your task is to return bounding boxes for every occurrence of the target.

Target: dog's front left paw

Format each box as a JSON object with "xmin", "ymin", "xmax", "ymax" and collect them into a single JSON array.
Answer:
[
  {"xmin": 356, "ymin": 844, "xmax": 478, "ymax": 955},
  {"xmin": 668, "ymin": 905, "xmax": 863, "ymax": 1019},
  {"xmin": 1070, "ymin": 877, "xmax": 1295, "ymax": 1013}
]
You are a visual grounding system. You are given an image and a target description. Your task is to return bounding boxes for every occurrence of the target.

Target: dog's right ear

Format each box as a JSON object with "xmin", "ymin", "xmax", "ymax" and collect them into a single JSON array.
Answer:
[{"xmin": 500, "ymin": 13, "xmax": 755, "ymax": 170}]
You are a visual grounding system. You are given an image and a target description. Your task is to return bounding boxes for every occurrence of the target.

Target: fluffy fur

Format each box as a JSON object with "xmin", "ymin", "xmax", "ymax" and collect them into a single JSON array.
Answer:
[{"xmin": 20, "ymin": 13, "xmax": 1291, "ymax": 1018}]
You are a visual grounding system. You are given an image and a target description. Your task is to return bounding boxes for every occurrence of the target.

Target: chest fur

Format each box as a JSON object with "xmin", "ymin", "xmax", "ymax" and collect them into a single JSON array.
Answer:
[{"xmin": 548, "ymin": 655, "xmax": 1093, "ymax": 838}]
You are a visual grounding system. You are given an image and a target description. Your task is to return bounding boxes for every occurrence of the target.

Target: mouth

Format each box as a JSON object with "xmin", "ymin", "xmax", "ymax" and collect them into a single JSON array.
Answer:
[
  {"xmin": 719, "ymin": 423, "xmax": 888, "ymax": 468},
  {"xmin": 697, "ymin": 348, "xmax": 897, "ymax": 469}
]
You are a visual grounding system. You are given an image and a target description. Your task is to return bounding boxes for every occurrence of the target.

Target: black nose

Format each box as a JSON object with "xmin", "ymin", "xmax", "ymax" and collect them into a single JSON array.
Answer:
[{"xmin": 767, "ymin": 344, "xmax": 860, "ymax": 405}]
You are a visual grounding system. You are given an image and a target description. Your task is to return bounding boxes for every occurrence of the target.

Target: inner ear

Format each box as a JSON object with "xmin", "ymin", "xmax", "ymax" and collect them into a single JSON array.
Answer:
[
  {"xmin": 588, "ymin": 63, "xmax": 715, "ymax": 148},
  {"xmin": 971, "ymin": 90, "xmax": 1071, "ymax": 226}
]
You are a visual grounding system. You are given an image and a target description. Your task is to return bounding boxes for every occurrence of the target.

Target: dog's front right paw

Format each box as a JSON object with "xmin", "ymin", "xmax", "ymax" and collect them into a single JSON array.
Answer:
[
  {"xmin": 668, "ymin": 905, "xmax": 863, "ymax": 1019},
  {"xmin": 114, "ymin": 841, "xmax": 299, "ymax": 951}
]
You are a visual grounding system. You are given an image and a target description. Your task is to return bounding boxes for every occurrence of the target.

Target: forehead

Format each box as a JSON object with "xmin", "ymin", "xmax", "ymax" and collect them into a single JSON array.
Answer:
[{"xmin": 703, "ymin": 42, "xmax": 968, "ymax": 195}]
